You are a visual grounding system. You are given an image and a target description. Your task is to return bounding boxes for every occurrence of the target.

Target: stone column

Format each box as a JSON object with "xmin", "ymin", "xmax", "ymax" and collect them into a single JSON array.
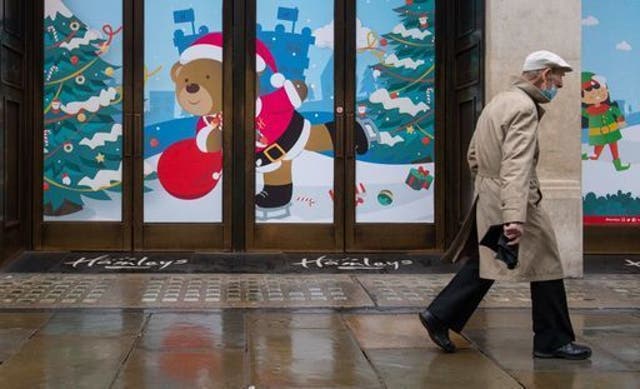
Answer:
[{"xmin": 485, "ymin": 0, "xmax": 583, "ymax": 277}]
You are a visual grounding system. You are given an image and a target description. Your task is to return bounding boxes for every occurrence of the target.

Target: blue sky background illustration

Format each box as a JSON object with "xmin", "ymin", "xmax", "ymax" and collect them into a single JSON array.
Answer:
[
  {"xmin": 64, "ymin": 0, "xmax": 410, "ymax": 95},
  {"xmin": 583, "ymin": 0, "xmax": 640, "ymax": 111},
  {"xmin": 60, "ymin": 0, "xmax": 420, "ymax": 156}
]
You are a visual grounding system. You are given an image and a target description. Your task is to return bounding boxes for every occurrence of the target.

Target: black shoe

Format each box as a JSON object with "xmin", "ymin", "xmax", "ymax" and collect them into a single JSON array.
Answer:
[
  {"xmin": 255, "ymin": 184, "xmax": 293, "ymax": 208},
  {"xmin": 418, "ymin": 310, "xmax": 456, "ymax": 353},
  {"xmin": 533, "ymin": 342, "xmax": 592, "ymax": 360},
  {"xmin": 353, "ymin": 120, "xmax": 369, "ymax": 155}
]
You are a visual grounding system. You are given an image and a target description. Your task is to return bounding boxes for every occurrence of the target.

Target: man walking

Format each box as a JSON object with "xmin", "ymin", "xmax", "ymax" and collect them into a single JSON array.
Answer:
[{"xmin": 419, "ymin": 50, "xmax": 591, "ymax": 360}]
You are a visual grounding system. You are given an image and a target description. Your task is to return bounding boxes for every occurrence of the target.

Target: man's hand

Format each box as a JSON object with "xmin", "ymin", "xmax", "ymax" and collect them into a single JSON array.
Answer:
[{"xmin": 503, "ymin": 223, "xmax": 524, "ymax": 245}]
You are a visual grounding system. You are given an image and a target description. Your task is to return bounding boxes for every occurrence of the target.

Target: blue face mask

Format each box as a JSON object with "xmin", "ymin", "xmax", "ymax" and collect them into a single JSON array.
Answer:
[{"xmin": 541, "ymin": 85, "xmax": 558, "ymax": 101}]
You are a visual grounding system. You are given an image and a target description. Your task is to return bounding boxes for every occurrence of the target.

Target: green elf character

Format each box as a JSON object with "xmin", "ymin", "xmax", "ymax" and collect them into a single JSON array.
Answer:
[{"xmin": 581, "ymin": 71, "xmax": 630, "ymax": 171}]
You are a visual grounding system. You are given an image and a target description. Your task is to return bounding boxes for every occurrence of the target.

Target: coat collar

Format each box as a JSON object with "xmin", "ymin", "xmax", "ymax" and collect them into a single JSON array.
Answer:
[{"xmin": 511, "ymin": 77, "xmax": 547, "ymax": 118}]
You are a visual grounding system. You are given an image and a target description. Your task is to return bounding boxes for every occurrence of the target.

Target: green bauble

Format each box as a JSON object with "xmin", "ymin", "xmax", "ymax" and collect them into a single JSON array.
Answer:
[{"xmin": 377, "ymin": 189, "xmax": 393, "ymax": 206}]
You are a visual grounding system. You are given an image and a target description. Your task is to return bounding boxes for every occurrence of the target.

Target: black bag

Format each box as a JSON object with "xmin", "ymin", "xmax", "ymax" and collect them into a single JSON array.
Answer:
[{"xmin": 479, "ymin": 224, "xmax": 519, "ymax": 270}]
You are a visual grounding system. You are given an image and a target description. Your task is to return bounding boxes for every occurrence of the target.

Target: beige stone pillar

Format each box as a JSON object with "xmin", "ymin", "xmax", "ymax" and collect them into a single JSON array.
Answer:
[{"xmin": 485, "ymin": 0, "xmax": 583, "ymax": 277}]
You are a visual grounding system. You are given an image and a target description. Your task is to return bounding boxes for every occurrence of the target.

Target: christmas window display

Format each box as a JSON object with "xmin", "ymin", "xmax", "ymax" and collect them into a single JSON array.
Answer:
[
  {"xmin": 143, "ymin": 1, "xmax": 223, "ymax": 223},
  {"xmin": 254, "ymin": 1, "xmax": 336, "ymax": 223},
  {"xmin": 355, "ymin": 0, "xmax": 436, "ymax": 223},
  {"xmin": 582, "ymin": 0, "xmax": 640, "ymax": 225},
  {"xmin": 43, "ymin": 0, "xmax": 123, "ymax": 220}
]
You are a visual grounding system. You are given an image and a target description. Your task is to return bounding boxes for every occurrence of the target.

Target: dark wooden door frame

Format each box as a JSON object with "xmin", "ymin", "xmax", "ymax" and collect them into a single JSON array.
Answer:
[
  {"xmin": 343, "ymin": 0, "xmax": 442, "ymax": 252},
  {"xmin": 443, "ymin": 0, "xmax": 485, "ymax": 248},
  {"xmin": 31, "ymin": 0, "xmax": 133, "ymax": 250},
  {"xmin": 2, "ymin": 0, "xmax": 29, "ymax": 262},
  {"xmin": 242, "ymin": 0, "xmax": 346, "ymax": 252},
  {"xmin": 29, "ymin": 0, "xmax": 234, "ymax": 251},
  {"xmin": 130, "ymin": 0, "xmax": 233, "ymax": 251}
]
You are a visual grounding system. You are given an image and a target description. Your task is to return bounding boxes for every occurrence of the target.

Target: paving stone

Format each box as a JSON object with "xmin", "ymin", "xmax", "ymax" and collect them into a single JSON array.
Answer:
[
  {"xmin": 367, "ymin": 348, "xmax": 521, "ymax": 388},
  {"xmin": 113, "ymin": 349, "xmax": 245, "ymax": 389},
  {"xmin": 344, "ymin": 313, "xmax": 470, "ymax": 350},
  {"xmin": 247, "ymin": 313, "xmax": 382, "ymax": 388},
  {"xmin": 463, "ymin": 326, "xmax": 636, "ymax": 373},
  {"xmin": 511, "ymin": 371, "xmax": 640, "ymax": 389},
  {"xmin": 40, "ymin": 312, "xmax": 146, "ymax": 337},
  {"xmin": 0, "ymin": 335, "xmax": 136, "ymax": 388},
  {"xmin": 139, "ymin": 313, "xmax": 245, "ymax": 352},
  {"xmin": 0, "ymin": 329, "xmax": 37, "ymax": 363}
]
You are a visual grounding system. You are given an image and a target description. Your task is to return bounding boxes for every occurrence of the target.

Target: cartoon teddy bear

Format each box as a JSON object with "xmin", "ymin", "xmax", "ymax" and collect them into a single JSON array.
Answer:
[
  {"xmin": 156, "ymin": 33, "xmax": 225, "ymax": 200},
  {"xmin": 159, "ymin": 32, "xmax": 369, "ymax": 208}
]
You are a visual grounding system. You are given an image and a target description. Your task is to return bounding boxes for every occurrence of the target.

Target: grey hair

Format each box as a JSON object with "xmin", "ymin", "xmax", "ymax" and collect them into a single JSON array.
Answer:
[{"xmin": 521, "ymin": 69, "xmax": 546, "ymax": 81}]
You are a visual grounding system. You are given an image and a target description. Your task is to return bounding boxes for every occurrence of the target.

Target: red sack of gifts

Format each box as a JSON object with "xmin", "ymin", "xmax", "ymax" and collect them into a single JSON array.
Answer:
[{"xmin": 157, "ymin": 138, "xmax": 222, "ymax": 200}]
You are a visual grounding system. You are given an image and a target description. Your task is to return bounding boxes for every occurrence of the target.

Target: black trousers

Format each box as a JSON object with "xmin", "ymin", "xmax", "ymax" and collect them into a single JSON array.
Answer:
[{"xmin": 428, "ymin": 256, "xmax": 576, "ymax": 352}]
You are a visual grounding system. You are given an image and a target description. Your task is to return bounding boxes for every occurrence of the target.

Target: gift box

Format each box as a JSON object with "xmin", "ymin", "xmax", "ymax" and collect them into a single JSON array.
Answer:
[{"xmin": 405, "ymin": 166, "xmax": 434, "ymax": 190}]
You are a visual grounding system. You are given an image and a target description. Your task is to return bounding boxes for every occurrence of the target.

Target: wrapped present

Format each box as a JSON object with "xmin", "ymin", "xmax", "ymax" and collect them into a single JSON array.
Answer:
[{"xmin": 405, "ymin": 166, "xmax": 434, "ymax": 191}]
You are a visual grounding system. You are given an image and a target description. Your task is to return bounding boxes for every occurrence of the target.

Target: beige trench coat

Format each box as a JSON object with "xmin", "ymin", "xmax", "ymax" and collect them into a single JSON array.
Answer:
[{"xmin": 443, "ymin": 77, "xmax": 564, "ymax": 282}]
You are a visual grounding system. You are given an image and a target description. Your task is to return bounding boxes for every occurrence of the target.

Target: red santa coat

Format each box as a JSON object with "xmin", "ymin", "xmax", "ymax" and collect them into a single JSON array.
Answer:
[{"xmin": 254, "ymin": 80, "xmax": 310, "ymax": 173}]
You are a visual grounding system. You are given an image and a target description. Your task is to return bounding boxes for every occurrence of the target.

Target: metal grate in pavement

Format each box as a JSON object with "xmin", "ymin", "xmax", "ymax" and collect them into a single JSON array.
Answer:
[
  {"xmin": 357, "ymin": 274, "xmax": 640, "ymax": 309},
  {"xmin": 0, "ymin": 274, "xmax": 637, "ymax": 310},
  {"xmin": 0, "ymin": 274, "xmax": 374, "ymax": 309},
  {"xmin": 0, "ymin": 275, "xmax": 115, "ymax": 305}
]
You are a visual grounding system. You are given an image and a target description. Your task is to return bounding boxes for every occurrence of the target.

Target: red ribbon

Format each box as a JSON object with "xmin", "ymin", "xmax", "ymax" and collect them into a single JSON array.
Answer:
[{"xmin": 99, "ymin": 24, "xmax": 123, "ymax": 53}]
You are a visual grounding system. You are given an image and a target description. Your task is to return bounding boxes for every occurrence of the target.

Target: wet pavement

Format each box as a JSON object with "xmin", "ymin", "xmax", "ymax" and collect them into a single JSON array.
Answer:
[{"xmin": 0, "ymin": 274, "xmax": 638, "ymax": 388}]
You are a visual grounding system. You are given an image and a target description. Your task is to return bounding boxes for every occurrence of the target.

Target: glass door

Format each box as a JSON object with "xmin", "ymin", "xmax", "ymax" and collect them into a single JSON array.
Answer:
[
  {"xmin": 245, "ymin": 0, "xmax": 439, "ymax": 251},
  {"xmin": 37, "ymin": 0, "xmax": 439, "ymax": 252},
  {"xmin": 346, "ymin": 0, "xmax": 438, "ymax": 250},
  {"xmin": 134, "ymin": 0, "xmax": 232, "ymax": 250},
  {"xmin": 246, "ymin": 0, "xmax": 345, "ymax": 251},
  {"xmin": 39, "ymin": 0, "xmax": 131, "ymax": 249},
  {"xmin": 38, "ymin": 0, "xmax": 232, "ymax": 251}
]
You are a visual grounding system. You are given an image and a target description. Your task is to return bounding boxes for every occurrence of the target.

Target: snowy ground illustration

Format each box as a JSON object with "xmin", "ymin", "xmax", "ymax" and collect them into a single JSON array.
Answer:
[
  {"xmin": 46, "ymin": 150, "xmax": 435, "ymax": 223},
  {"xmin": 257, "ymin": 151, "xmax": 435, "ymax": 224},
  {"xmin": 582, "ymin": 124, "xmax": 640, "ymax": 196}
]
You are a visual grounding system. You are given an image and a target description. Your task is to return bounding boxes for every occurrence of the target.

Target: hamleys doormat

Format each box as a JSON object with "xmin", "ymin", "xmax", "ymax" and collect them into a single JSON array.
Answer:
[{"xmin": 1, "ymin": 252, "xmax": 462, "ymax": 274}]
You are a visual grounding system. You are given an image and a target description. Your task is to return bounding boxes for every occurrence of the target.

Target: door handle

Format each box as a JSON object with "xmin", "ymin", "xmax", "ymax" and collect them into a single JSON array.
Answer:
[
  {"xmin": 124, "ymin": 113, "xmax": 133, "ymax": 159},
  {"xmin": 335, "ymin": 107, "xmax": 344, "ymax": 159},
  {"xmin": 346, "ymin": 112, "xmax": 355, "ymax": 159},
  {"xmin": 134, "ymin": 114, "xmax": 143, "ymax": 159}
]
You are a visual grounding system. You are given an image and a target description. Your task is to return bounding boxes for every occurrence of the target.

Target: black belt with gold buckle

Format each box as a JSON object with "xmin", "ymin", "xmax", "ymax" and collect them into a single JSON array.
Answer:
[{"xmin": 256, "ymin": 111, "xmax": 305, "ymax": 167}]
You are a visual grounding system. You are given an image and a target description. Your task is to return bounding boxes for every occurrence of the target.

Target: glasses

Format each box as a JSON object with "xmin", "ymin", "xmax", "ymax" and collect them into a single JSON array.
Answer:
[{"xmin": 583, "ymin": 81, "xmax": 601, "ymax": 92}]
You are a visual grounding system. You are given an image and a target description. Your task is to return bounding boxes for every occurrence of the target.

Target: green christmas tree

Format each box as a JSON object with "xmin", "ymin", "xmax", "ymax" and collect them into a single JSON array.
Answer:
[
  {"xmin": 43, "ymin": 0, "xmax": 123, "ymax": 216},
  {"xmin": 357, "ymin": 0, "xmax": 435, "ymax": 164}
]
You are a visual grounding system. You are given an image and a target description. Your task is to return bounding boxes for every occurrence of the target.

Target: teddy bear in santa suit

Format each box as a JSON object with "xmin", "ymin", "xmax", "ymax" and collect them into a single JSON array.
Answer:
[
  {"xmin": 252, "ymin": 40, "xmax": 371, "ymax": 209},
  {"xmin": 252, "ymin": 40, "xmax": 318, "ymax": 208},
  {"xmin": 158, "ymin": 32, "xmax": 225, "ymax": 200},
  {"xmin": 159, "ymin": 32, "xmax": 370, "ymax": 207}
]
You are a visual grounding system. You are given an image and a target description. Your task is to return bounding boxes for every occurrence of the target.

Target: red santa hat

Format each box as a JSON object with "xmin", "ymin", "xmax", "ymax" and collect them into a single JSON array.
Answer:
[
  {"xmin": 180, "ymin": 34, "xmax": 286, "ymax": 89},
  {"xmin": 180, "ymin": 32, "xmax": 224, "ymax": 65}
]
